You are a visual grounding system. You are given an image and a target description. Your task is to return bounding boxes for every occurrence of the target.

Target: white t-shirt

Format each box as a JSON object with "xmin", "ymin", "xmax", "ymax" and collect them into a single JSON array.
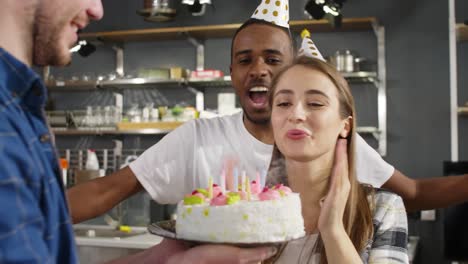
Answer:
[{"xmin": 130, "ymin": 111, "xmax": 394, "ymax": 204}]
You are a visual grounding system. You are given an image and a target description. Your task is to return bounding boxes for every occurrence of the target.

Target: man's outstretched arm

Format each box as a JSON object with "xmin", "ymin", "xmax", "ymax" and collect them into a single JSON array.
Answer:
[
  {"xmin": 382, "ymin": 169, "xmax": 468, "ymax": 212},
  {"xmin": 67, "ymin": 166, "xmax": 143, "ymax": 223}
]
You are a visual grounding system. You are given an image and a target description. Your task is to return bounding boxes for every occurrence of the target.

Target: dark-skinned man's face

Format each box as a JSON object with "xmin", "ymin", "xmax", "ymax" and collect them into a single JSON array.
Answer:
[{"xmin": 230, "ymin": 24, "xmax": 294, "ymax": 125}]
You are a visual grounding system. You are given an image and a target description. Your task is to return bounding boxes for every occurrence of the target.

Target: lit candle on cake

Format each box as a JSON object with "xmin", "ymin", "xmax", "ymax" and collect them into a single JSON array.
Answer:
[
  {"xmin": 260, "ymin": 169, "xmax": 267, "ymax": 188},
  {"xmin": 245, "ymin": 176, "xmax": 251, "ymax": 201},
  {"xmin": 233, "ymin": 167, "xmax": 238, "ymax": 192},
  {"xmin": 241, "ymin": 170, "xmax": 246, "ymax": 192},
  {"xmin": 251, "ymin": 172, "xmax": 262, "ymax": 194},
  {"xmin": 220, "ymin": 169, "xmax": 226, "ymax": 193},
  {"xmin": 256, "ymin": 171, "xmax": 261, "ymax": 185},
  {"xmin": 208, "ymin": 177, "xmax": 213, "ymax": 199},
  {"xmin": 224, "ymin": 160, "xmax": 234, "ymax": 191}
]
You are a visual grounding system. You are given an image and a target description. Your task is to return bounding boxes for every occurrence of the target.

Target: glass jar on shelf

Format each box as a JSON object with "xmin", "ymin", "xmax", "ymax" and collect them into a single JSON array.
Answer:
[
  {"xmin": 142, "ymin": 103, "xmax": 153, "ymax": 123},
  {"xmin": 127, "ymin": 104, "xmax": 142, "ymax": 123},
  {"xmin": 94, "ymin": 106, "xmax": 103, "ymax": 126},
  {"xmin": 83, "ymin": 106, "xmax": 95, "ymax": 127}
]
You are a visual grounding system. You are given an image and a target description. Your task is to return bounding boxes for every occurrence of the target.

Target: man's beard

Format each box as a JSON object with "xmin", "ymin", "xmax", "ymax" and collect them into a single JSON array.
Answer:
[
  {"xmin": 34, "ymin": 34, "xmax": 71, "ymax": 66},
  {"xmin": 243, "ymin": 107, "xmax": 271, "ymax": 125},
  {"xmin": 33, "ymin": 15, "xmax": 71, "ymax": 66}
]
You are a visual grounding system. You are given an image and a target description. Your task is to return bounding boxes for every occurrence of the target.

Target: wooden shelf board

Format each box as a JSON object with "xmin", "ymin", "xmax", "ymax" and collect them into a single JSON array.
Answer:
[{"xmin": 80, "ymin": 17, "xmax": 377, "ymax": 43}]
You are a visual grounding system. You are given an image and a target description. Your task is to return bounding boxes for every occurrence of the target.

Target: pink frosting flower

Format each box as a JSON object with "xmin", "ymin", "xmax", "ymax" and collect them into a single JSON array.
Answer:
[
  {"xmin": 250, "ymin": 180, "xmax": 262, "ymax": 194},
  {"xmin": 275, "ymin": 184, "xmax": 292, "ymax": 194},
  {"xmin": 212, "ymin": 184, "xmax": 222, "ymax": 198},
  {"xmin": 210, "ymin": 192, "xmax": 227, "ymax": 206},
  {"xmin": 238, "ymin": 191, "xmax": 247, "ymax": 200},
  {"xmin": 258, "ymin": 187, "xmax": 281, "ymax": 201}
]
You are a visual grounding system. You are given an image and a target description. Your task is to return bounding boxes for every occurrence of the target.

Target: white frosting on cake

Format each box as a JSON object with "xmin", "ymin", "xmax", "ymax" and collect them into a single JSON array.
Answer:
[{"xmin": 175, "ymin": 193, "xmax": 305, "ymax": 243}]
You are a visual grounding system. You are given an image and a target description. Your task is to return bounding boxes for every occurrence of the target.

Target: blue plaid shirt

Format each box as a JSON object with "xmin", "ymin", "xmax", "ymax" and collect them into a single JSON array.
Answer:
[{"xmin": 0, "ymin": 48, "xmax": 78, "ymax": 263}]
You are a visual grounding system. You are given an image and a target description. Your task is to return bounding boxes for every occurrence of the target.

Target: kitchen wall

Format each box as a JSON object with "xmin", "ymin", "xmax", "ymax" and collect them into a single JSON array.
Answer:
[{"xmin": 49, "ymin": 0, "xmax": 468, "ymax": 263}]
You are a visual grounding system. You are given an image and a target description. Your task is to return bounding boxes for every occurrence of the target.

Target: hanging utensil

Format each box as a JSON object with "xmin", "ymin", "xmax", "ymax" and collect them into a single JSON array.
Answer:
[{"xmin": 137, "ymin": 0, "xmax": 177, "ymax": 22}]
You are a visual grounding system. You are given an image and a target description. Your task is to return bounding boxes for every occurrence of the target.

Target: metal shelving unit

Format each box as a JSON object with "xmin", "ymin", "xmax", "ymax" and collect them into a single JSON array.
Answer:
[
  {"xmin": 47, "ymin": 78, "xmax": 183, "ymax": 90},
  {"xmin": 455, "ymin": 23, "xmax": 467, "ymax": 119},
  {"xmin": 52, "ymin": 125, "xmax": 381, "ymax": 136},
  {"xmin": 48, "ymin": 72, "xmax": 378, "ymax": 90},
  {"xmin": 449, "ymin": 0, "xmax": 466, "ymax": 161},
  {"xmin": 48, "ymin": 18, "xmax": 387, "ymax": 155},
  {"xmin": 47, "ymin": 80, "xmax": 97, "ymax": 91},
  {"xmin": 52, "ymin": 128, "xmax": 173, "ymax": 135}
]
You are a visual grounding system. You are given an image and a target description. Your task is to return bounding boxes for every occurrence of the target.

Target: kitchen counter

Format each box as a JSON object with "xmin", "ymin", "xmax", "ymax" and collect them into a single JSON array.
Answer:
[
  {"xmin": 74, "ymin": 225, "xmax": 162, "ymax": 249},
  {"xmin": 74, "ymin": 225, "xmax": 163, "ymax": 264},
  {"xmin": 75, "ymin": 232, "xmax": 163, "ymax": 249}
]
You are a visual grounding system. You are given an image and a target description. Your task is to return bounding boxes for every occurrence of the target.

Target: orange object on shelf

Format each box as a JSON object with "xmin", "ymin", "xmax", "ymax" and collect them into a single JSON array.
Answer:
[{"xmin": 60, "ymin": 158, "xmax": 69, "ymax": 169}]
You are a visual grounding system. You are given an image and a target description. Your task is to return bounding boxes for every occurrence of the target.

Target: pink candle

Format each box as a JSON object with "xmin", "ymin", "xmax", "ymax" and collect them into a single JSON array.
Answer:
[
  {"xmin": 255, "ymin": 171, "xmax": 261, "ymax": 186},
  {"xmin": 245, "ymin": 176, "xmax": 251, "ymax": 201},
  {"xmin": 241, "ymin": 171, "xmax": 246, "ymax": 192},
  {"xmin": 220, "ymin": 169, "xmax": 226, "ymax": 193}
]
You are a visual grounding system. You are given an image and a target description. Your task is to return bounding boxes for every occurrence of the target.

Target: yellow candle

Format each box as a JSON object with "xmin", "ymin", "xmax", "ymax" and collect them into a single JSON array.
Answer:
[{"xmin": 208, "ymin": 177, "xmax": 213, "ymax": 199}]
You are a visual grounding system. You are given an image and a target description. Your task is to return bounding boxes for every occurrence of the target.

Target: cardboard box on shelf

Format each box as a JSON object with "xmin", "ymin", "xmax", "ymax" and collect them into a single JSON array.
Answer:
[{"xmin": 190, "ymin": 69, "xmax": 224, "ymax": 79}]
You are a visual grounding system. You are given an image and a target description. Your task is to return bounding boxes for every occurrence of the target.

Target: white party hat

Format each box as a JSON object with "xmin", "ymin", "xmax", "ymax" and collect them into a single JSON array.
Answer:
[
  {"xmin": 251, "ymin": 0, "xmax": 290, "ymax": 28},
  {"xmin": 297, "ymin": 29, "xmax": 325, "ymax": 61}
]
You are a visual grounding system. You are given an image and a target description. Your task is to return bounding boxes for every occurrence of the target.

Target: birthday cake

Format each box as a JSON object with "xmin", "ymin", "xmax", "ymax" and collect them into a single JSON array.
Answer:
[{"xmin": 175, "ymin": 180, "xmax": 305, "ymax": 243}]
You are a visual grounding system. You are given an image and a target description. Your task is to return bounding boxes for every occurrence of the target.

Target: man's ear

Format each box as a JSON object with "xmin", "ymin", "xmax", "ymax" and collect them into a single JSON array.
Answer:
[{"xmin": 339, "ymin": 116, "xmax": 352, "ymax": 138}]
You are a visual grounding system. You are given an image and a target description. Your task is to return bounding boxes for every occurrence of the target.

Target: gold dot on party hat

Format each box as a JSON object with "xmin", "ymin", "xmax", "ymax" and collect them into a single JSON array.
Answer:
[
  {"xmin": 263, "ymin": 9, "xmax": 268, "ymax": 14},
  {"xmin": 312, "ymin": 52, "xmax": 318, "ymax": 56},
  {"xmin": 265, "ymin": 0, "xmax": 270, "ymax": 4},
  {"xmin": 255, "ymin": 9, "xmax": 259, "ymax": 15},
  {"xmin": 286, "ymin": 4, "xmax": 288, "ymax": 10},
  {"xmin": 275, "ymin": 1, "xmax": 281, "ymax": 6},
  {"xmin": 309, "ymin": 46, "xmax": 316, "ymax": 50},
  {"xmin": 273, "ymin": 11, "xmax": 278, "ymax": 16},
  {"xmin": 308, "ymin": 40, "xmax": 314, "ymax": 45}
]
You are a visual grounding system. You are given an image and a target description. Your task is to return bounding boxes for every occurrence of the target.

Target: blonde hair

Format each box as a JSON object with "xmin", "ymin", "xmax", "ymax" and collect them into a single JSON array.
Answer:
[{"xmin": 268, "ymin": 56, "xmax": 374, "ymax": 263}]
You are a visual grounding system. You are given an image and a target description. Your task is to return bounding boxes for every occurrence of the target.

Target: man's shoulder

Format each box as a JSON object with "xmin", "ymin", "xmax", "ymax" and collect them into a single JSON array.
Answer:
[{"xmin": 189, "ymin": 111, "xmax": 242, "ymax": 130}]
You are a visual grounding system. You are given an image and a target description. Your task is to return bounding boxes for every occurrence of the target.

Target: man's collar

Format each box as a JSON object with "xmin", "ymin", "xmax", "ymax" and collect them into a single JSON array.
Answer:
[{"xmin": 0, "ymin": 47, "xmax": 46, "ymax": 105}]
